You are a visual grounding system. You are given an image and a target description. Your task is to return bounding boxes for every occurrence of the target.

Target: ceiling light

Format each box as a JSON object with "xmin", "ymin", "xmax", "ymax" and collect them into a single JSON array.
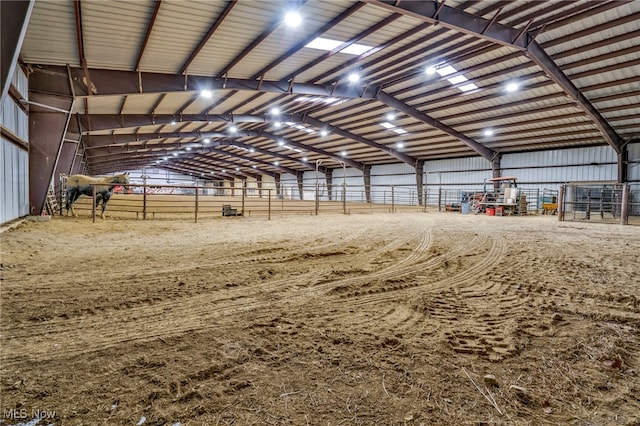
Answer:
[
  {"xmin": 185, "ymin": 147, "xmax": 191, "ymax": 151},
  {"xmin": 203, "ymin": 138, "xmax": 211, "ymax": 143},
  {"xmin": 348, "ymin": 73, "xmax": 360, "ymax": 83},
  {"xmin": 484, "ymin": 129, "xmax": 494, "ymax": 137},
  {"xmin": 278, "ymin": 140, "xmax": 285, "ymax": 146},
  {"xmin": 172, "ymin": 152, "xmax": 178, "ymax": 156},
  {"xmin": 229, "ymin": 125, "xmax": 237, "ymax": 133},
  {"xmin": 163, "ymin": 156, "xmax": 168, "ymax": 160},
  {"xmin": 222, "ymin": 169, "xmax": 226, "ymax": 172},
  {"xmin": 170, "ymin": 120, "xmax": 176, "ymax": 125},
  {"xmin": 320, "ymin": 129, "xmax": 328, "ymax": 137},
  {"xmin": 506, "ymin": 82, "xmax": 519, "ymax": 92},
  {"xmin": 340, "ymin": 151, "xmax": 347, "ymax": 157},
  {"xmin": 274, "ymin": 121, "xmax": 281, "ymax": 128},
  {"xmin": 270, "ymin": 107, "xmax": 280, "ymax": 115},
  {"xmin": 252, "ymin": 165, "xmax": 257, "ymax": 168},
  {"xmin": 302, "ymin": 157, "xmax": 308, "ymax": 162},
  {"xmin": 396, "ymin": 142, "xmax": 405, "ymax": 149},
  {"xmin": 249, "ymin": 148, "xmax": 255, "ymax": 153},
  {"xmin": 274, "ymin": 161, "xmax": 279, "ymax": 166},
  {"xmin": 284, "ymin": 11, "xmax": 301, "ymax": 27},
  {"xmin": 386, "ymin": 112, "xmax": 396, "ymax": 120},
  {"xmin": 235, "ymin": 167, "xmax": 240, "ymax": 171},
  {"xmin": 425, "ymin": 66, "xmax": 437, "ymax": 75},
  {"xmin": 200, "ymin": 90, "xmax": 213, "ymax": 98}
]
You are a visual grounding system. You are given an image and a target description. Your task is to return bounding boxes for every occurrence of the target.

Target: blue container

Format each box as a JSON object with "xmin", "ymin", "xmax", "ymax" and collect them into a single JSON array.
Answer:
[{"xmin": 461, "ymin": 202, "xmax": 470, "ymax": 214}]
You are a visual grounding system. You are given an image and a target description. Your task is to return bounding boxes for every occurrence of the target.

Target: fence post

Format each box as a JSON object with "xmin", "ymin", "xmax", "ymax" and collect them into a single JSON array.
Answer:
[
  {"xmin": 438, "ymin": 187, "xmax": 442, "ymax": 212},
  {"xmin": 558, "ymin": 185, "xmax": 565, "ymax": 221},
  {"xmin": 391, "ymin": 185, "xmax": 395, "ymax": 213},
  {"xmin": 194, "ymin": 186, "xmax": 199, "ymax": 223},
  {"xmin": 242, "ymin": 183, "xmax": 246, "ymax": 216},
  {"xmin": 621, "ymin": 183, "xmax": 629, "ymax": 225},
  {"xmin": 143, "ymin": 184, "xmax": 147, "ymax": 220},
  {"xmin": 268, "ymin": 188, "xmax": 272, "ymax": 220},
  {"xmin": 315, "ymin": 183, "xmax": 319, "ymax": 215},
  {"xmin": 343, "ymin": 183, "xmax": 347, "ymax": 214},
  {"xmin": 92, "ymin": 184, "xmax": 96, "ymax": 223}
]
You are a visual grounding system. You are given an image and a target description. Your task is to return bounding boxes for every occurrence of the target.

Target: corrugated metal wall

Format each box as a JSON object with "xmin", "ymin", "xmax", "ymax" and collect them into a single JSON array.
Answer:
[
  {"xmin": 127, "ymin": 142, "xmax": 639, "ymax": 206},
  {"xmin": 1, "ymin": 67, "xmax": 29, "ymax": 224},
  {"xmin": 629, "ymin": 142, "xmax": 640, "ymax": 182}
]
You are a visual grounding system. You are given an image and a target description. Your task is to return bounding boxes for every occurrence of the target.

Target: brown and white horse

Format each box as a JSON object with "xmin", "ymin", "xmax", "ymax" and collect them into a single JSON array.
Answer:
[{"xmin": 65, "ymin": 173, "xmax": 130, "ymax": 219}]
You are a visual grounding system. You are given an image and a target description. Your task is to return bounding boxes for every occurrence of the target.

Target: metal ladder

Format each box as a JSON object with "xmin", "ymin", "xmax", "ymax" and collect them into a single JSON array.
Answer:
[{"xmin": 45, "ymin": 185, "xmax": 59, "ymax": 215}]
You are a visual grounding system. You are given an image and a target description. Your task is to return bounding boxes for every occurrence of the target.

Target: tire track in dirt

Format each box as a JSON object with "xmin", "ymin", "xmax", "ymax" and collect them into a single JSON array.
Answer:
[
  {"xmin": 0, "ymin": 219, "xmax": 436, "ymax": 366},
  {"xmin": 300, "ymin": 233, "xmax": 537, "ymax": 359}
]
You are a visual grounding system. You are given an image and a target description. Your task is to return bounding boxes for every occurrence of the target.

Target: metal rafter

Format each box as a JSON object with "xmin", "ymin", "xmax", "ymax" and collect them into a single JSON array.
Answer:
[
  {"xmin": 364, "ymin": 0, "xmax": 625, "ymax": 152},
  {"xmin": 217, "ymin": 1, "xmax": 306, "ymax": 77},
  {"xmin": 135, "ymin": 0, "xmax": 162, "ymax": 71},
  {"xmin": 84, "ymin": 135, "xmax": 322, "ymax": 172},
  {"xmin": 178, "ymin": 0, "xmax": 236, "ymax": 75}
]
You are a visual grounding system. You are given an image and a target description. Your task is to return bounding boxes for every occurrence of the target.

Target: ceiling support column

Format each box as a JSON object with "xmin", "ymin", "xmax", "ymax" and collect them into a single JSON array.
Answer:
[
  {"xmin": 363, "ymin": 164, "xmax": 372, "ymax": 204},
  {"xmin": 297, "ymin": 172, "xmax": 305, "ymax": 201},
  {"xmin": 274, "ymin": 173, "xmax": 281, "ymax": 199},
  {"xmin": 28, "ymin": 93, "xmax": 74, "ymax": 215},
  {"xmin": 618, "ymin": 147, "xmax": 628, "ymax": 184},
  {"xmin": 415, "ymin": 160, "xmax": 424, "ymax": 206},
  {"xmin": 490, "ymin": 154, "xmax": 503, "ymax": 190},
  {"xmin": 28, "ymin": 65, "xmax": 76, "ymax": 214},
  {"xmin": 256, "ymin": 175, "xmax": 263, "ymax": 198},
  {"xmin": 326, "ymin": 170, "xmax": 333, "ymax": 201}
]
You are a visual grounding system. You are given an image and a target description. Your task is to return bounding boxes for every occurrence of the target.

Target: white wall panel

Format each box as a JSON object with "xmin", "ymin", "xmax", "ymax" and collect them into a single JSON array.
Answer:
[
  {"xmin": 630, "ymin": 142, "xmax": 640, "ymax": 182},
  {"xmin": 1, "ymin": 139, "xmax": 29, "ymax": 224}
]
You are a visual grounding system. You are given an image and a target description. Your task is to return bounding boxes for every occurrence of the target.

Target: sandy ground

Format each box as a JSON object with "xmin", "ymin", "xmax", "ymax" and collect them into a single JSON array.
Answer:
[{"xmin": 1, "ymin": 212, "xmax": 639, "ymax": 425}]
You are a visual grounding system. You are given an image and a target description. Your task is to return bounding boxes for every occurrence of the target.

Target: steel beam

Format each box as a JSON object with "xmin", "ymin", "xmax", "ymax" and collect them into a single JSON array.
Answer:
[
  {"xmin": 302, "ymin": 116, "xmax": 417, "ymax": 166},
  {"xmin": 78, "ymin": 113, "xmax": 301, "ymax": 132},
  {"xmin": 376, "ymin": 91, "xmax": 496, "ymax": 161},
  {"xmin": 1, "ymin": 0, "xmax": 34, "ymax": 104},
  {"xmin": 34, "ymin": 65, "xmax": 373, "ymax": 99},
  {"xmin": 85, "ymin": 139, "xmax": 318, "ymax": 173},
  {"xmin": 259, "ymin": 130, "xmax": 364, "ymax": 171},
  {"xmin": 179, "ymin": 0, "xmax": 236, "ymax": 74},
  {"xmin": 367, "ymin": 0, "xmax": 624, "ymax": 153},
  {"xmin": 36, "ymin": 65, "xmax": 498, "ymax": 161},
  {"xmin": 28, "ymin": 93, "xmax": 74, "ymax": 214}
]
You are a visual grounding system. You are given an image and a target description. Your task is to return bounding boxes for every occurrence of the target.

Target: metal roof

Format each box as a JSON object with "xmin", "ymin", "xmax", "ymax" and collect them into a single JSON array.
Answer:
[{"xmin": 18, "ymin": 0, "xmax": 640, "ymax": 178}]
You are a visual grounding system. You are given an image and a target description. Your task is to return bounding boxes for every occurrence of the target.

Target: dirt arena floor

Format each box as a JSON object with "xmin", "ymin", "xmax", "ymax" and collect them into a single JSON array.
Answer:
[{"xmin": 1, "ymin": 212, "xmax": 639, "ymax": 425}]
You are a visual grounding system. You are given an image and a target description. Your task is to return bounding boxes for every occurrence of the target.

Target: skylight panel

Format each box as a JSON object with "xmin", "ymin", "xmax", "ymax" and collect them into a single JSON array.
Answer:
[
  {"xmin": 305, "ymin": 37, "xmax": 373, "ymax": 56},
  {"xmin": 448, "ymin": 75, "xmax": 468, "ymax": 85},
  {"xmin": 436, "ymin": 65, "xmax": 457, "ymax": 77},
  {"xmin": 380, "ymin": 122, "xmax": 407, "ymax": 134},
  {"xmin": 459, "ymin": 83, "xmax": 478, "ymax": 92},
  {"xmin": 435, "ymin": 64, "xmax": 478, "ymax": 94},
  {"xmin": 341, "ymin": 44, "xmax": 373, "ymax": 55}
]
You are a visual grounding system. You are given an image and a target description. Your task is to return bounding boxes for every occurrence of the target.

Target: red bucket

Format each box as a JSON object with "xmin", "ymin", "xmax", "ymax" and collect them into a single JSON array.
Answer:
[{"xmin": 486, "ymin": 207, "xmax": 496, "ymax": 216}]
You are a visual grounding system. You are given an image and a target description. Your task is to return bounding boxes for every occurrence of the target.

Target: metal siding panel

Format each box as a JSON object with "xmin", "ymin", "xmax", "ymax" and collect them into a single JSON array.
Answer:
[
  {"xmin": 83, "ymin": 0, "xmax": 156, "ymax": 70},
  {"xmin": 0, "ymin": 140, "xmax": 6, "ymax": 224},
  {"xmin": 20, "ymin": 148, "xmax": 29, "ymax": 216},
  {"xmin": 21, "ymin": 0, "xmax": 79, "ymax": 67}
]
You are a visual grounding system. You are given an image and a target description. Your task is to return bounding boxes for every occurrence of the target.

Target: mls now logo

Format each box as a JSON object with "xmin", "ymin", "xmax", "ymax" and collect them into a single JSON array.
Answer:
[{"xmin": 3, "ymin": 408, "xmax": 56, "ymax": 421}]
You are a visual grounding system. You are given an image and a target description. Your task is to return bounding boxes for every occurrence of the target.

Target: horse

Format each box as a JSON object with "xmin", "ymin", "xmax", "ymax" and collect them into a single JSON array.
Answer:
[{"xmin": 65, "ymin": 173, "xmax": 130, "ymax": 219}]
